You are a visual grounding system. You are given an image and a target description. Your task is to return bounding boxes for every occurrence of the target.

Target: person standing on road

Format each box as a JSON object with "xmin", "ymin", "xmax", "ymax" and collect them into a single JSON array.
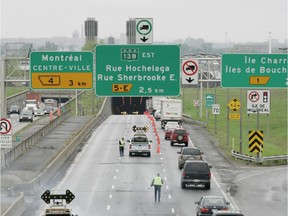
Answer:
[
  {"xmin": 119, "ymin": 137, "xmax": 125, "ymax": 156},
  {"xmin": 151, "ymin": 173, "xmax": 164, "ymax": 202}
]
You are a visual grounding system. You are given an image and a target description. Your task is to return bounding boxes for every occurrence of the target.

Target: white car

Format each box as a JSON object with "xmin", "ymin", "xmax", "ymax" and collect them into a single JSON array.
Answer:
[
  {"xmin": 154, "ymin": 110, "xmax": 161, "ymax": 120},
  {"xmin": 164, "ymin": 121, "xmax": 179, "ymax": 131},
  {"xmin": 34, "ymin": 108, "xmax": 44, "ymax": 117}
]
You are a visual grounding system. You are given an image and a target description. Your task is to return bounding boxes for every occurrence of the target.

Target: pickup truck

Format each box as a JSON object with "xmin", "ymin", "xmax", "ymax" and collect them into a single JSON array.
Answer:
[{"xmin": 127, "ymin": 133, "xmax": 152, "ymax": 157}]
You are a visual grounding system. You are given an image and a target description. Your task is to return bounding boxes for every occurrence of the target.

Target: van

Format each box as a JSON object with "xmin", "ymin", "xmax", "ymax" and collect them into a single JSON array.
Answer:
[{"xmin": 181, "ymin": 160, "xmax": 211, "ymax": 189}]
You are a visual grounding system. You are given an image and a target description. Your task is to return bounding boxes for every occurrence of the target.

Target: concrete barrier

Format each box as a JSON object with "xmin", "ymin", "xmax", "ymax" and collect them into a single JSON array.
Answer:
[
  {"xmin": 2, "ymin": 192, "xmax": 25, "ymax": 216},
  {"xmin": 1, "ymin": 109, "xmax": 72, "ymax": 168},
  {"xmin": 9, "ymin": 97, "xmax": 110, "ymax": 195}
]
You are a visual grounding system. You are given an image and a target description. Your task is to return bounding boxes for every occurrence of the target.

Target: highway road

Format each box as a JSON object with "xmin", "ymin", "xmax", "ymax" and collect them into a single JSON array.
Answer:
[{"xmin": 21, "ymin": 115, "xmax": 287, "ymax": 216}]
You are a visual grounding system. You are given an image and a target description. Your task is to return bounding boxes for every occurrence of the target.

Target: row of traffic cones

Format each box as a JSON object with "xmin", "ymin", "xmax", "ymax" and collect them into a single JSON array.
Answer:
[{"xmin": 144, "ymin": 111, "xmax": 161, "ymax": 153}]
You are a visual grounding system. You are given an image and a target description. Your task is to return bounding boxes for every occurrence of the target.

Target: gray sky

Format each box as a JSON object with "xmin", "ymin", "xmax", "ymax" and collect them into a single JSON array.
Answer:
[{"xmin": 1, "ymin": 0, "xmax": 287, "ymax": 43}]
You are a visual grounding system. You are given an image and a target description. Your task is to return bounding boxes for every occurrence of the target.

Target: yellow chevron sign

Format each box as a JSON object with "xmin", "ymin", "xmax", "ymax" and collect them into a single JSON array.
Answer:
[{"xmin": 248, "ymin": 130, "xmax": 264, "ymax": 153}]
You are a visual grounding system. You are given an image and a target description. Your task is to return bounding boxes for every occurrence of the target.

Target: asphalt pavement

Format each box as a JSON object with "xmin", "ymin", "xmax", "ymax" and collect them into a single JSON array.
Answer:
[{"xmin": 1, "ymin": 115, "xmax": 92, "ymax": 215}]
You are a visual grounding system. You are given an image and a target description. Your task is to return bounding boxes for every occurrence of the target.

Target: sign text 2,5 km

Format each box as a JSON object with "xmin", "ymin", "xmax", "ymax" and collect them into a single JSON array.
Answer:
[
  {"xmin": 221, "ymin": 54, "xmax": 287, "ymax": 88},
  {"xmin": 95, "ymin": 45, "xmax": 180, "ymax": 96},
  {"xmin": 30, "ymin": 51, "xmax": 93, "ymax": 89}
]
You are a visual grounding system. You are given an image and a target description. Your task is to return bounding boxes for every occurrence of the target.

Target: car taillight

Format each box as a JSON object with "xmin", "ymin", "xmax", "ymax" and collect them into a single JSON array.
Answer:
[
  {"xmin": 208, "ymin": 172, "xmax": 211, "ymax": 179},
  {"xmin": 200, "ymin": 155, "xmax": 203, "ymax": 160},
  {"xmin": 221, "ymin": 207, "xmax": 229, "ymax": 211},
  {"xmin": 129, "ymin": 144, "xmax": 132, "ymax": 149},
  {"xmin": 148, "ymin": 144, "xmax": 151, "ymax": 149},
  {"xmin": 182, "ymin": 171, "xmax": 186, "ymax": 177},
  {"xmin": 200, "ymin": 207, "xmax": 209, "ymax": 213}
]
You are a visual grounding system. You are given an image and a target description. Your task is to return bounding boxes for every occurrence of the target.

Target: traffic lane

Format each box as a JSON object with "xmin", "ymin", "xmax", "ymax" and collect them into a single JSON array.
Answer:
[
  {"xmin": 9, "ymin": 113, "xmax": 42, "ymax": 134},
  {"xmin": 52, "ymin": 115, "xmax": 178, "ymax": 215},
  {"xmin": 233, "ymin": 166, "xmax": 287, "ymax": 215},
  {"xmin": 183, "ymin": 122, "xmax": 287, "ymax": 215},
  {"xmin": 154, "ymin": 120, "xmax": 239, "ymax": 215}
]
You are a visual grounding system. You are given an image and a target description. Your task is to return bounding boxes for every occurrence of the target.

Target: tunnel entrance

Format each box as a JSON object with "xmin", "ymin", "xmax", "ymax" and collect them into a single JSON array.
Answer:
[{"xmin": 111, "ymin": 97, "xmax": 148, "ymax": 114}]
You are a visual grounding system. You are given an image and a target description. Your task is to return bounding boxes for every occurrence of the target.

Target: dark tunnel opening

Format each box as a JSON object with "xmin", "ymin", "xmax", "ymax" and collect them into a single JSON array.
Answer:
[{"xmin": 111, "ymin": 97, "xmax": 149, "ymax": 114}]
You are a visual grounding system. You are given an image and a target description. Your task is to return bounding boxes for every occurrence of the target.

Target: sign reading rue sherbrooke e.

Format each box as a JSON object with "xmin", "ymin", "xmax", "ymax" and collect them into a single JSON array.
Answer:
[{"xmin": 95, "ymin": 45, "xmax": 180, "ymax": 96}]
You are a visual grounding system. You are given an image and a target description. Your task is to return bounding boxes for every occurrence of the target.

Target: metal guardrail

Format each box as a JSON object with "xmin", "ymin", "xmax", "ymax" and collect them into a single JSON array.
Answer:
[
  {"xmin": 183, "ymin": 115, "xmax": 287, "ymax": 164},
  {"xmin": 231, "ymin": 150, "xmax": 288, "ymax": 164}
]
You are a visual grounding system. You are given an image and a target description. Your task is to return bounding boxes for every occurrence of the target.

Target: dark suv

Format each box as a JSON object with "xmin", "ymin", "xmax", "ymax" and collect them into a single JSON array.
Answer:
[
  {"xmin": 170, "ymin": 128, "xmax": 189, "ymax": 146},
  {"xmin": 181, "ymin": 160, "xmax": 212, "ymax": 189}
]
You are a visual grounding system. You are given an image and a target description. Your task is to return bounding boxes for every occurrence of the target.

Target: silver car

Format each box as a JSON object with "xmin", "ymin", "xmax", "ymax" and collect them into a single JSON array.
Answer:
[
  {"xmin": 177, "ymin": 146, "xmax": 203, "ymax": 169},
  {"xmin": 19, "ymin": 110, "xmax": 33, "ymax": 122},
  {"xmin": 128, "ymin": 133, "xmax": 152, "ymax": 157}
]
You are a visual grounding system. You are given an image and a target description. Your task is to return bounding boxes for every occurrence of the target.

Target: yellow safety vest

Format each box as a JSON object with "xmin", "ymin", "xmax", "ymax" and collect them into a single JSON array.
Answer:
[
  {"xmin": 153, "ymin": 176, "xmax": 163, "ymax": 186},
  {"xmin": 119, "ymin": 140, "xmax": 125, "ymax": 147}
]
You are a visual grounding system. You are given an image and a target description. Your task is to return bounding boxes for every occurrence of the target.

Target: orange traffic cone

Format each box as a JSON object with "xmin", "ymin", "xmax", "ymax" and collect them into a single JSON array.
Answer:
[{"xmin": 157, "ymin": 144, "xmax": 161, "ymax": 153}]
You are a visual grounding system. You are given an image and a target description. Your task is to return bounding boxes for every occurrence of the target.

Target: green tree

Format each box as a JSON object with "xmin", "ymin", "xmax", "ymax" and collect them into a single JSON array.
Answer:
[
  {"xmin": 82, "ymin": 39, "xmax": 105, "ymax": 52},
  {"xmin": 37, "ymin": 41, "xmax": 58, "ymax": 51}
]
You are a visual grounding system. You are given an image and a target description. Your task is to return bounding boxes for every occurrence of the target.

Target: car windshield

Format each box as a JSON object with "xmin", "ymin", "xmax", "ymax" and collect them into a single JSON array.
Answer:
[
  {"xmin": 186, "ymin": 162, "xmax": 209, "ymax": 171},
  {"xmin": 132, "ymin": 136, "xmax": 148, "ymax": 142},
  {"xmin": 21, "ymin": 111, "xmax": 32, "ymax": 115},
  {"xmin": 183, "ymin": 148, "xmax": 200, "ymax": 155},
  {"xmin": 203, "ymin": 197, "xmax": 225, "ymax": 206},
  {"xmin": 174, "ymin": 129, "xmax": 186, "ymax": 135}
]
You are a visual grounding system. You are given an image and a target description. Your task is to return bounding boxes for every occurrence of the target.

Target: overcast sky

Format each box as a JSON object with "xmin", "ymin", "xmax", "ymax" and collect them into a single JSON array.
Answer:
[{"xmin": 1, "ymin": 0, "xmax": 287, "ymax": 43}]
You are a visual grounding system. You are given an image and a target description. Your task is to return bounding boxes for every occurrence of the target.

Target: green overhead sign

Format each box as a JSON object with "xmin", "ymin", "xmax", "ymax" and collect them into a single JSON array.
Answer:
[
  {"xmin": 221, "ymin": 54, "xmax": 287, "ymax": 88},
  {"xmin": 95, "ymin": 45, "xmax": 180, "ymax": 96}
]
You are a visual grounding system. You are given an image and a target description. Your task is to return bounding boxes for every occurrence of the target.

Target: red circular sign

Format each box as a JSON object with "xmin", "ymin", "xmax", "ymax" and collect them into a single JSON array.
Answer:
[
  {"xmin": 249, "ymin": 91, "xmax": 260, "ymax": 102},
  {"xmin": 182, "ymin": 60, "xmax": 198, "ymax": 76},
  {"xmin": 0, "ymin": 118, "xmax": 12, "ymax": 134}
]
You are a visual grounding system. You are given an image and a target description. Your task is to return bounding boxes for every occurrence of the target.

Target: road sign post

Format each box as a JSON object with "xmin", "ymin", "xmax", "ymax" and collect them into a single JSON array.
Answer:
[
  {"xmin": 136, "ymin": 18, "xmax": 153, "ymax": 44},
  {"xmin": 95, "ymin": 45, "xmax": 180, "ymax": 96},
  {"xmin": 205, "ymin": 94, "xmax": 215, "ymax": 108},
  {"xmin": 30, "ymin": 51, "xmax": 93, "ymax": 89},
  {"xmin": 181, "ymin": 59, "xmax": 199, "ymax": 85},
  {"xmin": 221, "ymin": 54, "xmax": 287, "ymax": 88}
]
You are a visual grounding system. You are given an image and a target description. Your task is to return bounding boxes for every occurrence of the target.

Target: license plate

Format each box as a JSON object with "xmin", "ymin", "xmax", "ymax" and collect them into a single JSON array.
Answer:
[{"xmin": 194, "ymin": 179, "xmax": 200, "ymax": 183}]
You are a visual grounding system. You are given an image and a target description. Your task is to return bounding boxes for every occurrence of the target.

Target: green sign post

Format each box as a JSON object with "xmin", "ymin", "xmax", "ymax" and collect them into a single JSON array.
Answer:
[
  {"xmin": 205, "ymin": 94, "xmax": 215, "ymax": 108},
  {"xmin": 221, "ymin": 54, "xmax": 287, "ymax": 88},
  {"xmin": 95, "ymin": 45, "xmax": 180, "ymax": 96}
]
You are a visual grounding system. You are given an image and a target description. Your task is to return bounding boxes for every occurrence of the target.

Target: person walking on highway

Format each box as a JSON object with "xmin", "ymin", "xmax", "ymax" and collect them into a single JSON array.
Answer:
[
  {"xmin": 119, "ymin": 137, "xmax": 125, "ymax": 156},
  {"xmin": 151, "ymin": 173, "xmax": 164, "ymax": 202}
]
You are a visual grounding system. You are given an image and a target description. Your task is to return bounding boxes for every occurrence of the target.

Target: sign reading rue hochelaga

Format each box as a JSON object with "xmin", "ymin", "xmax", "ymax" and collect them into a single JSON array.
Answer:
[
  {"xmin": 221, "ymin": 54, "xmax": 287, "ymax": 88},
  {"xmin": 95, "ymin": 45, "xmax": 180, "ymax": 96},
  {"xmin": 30, "ymin": 51, "xmax": 93, "ymax": 89}
]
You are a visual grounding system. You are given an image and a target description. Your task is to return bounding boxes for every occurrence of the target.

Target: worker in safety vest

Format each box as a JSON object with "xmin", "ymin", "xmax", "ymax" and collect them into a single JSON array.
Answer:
[
  {"xmin": 119, "ymin": 137, "xmax": 125, "ymax": 156},
  {"xmin": 151, "ymin": 173, "xmax": 164, "ymax": 202}
]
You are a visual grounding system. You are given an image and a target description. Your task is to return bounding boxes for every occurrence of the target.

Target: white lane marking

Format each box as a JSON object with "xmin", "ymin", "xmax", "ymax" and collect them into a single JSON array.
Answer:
[
  {"xmin": 164, "ymin": 177, "xmax": 167, "ymax": 181},
  {"xmin": 234, "ymin": 167, "xmax": 286, "ymax": 183},
  {"xmin": 168, "ymin": 194, "xmax": 172, "ymax": 199},
  {"xmin": 211, "ymin": 172, "xmax": 240, "ymax": 211},
  {"xmin": 107, "ymin": 205, "xmax": 111, "ymax": 210},
  {"xmin": 166, "ymin": 185, "xmax": 169, "ymax": 190},
  {"xmin": 111, "ymin": 185, "xmax": 115, "ymax": 189},
  {"xmin": 163, "ymin": 169, "xmax": 166, "ymax": 172},
  {"xmin": 171, "ymin": 208, "xmax": 175, "ymax": 213},
  {"xmin": 116, "ymin": 169, "xmax": 119, "ymax": 172},
  {"xmin": 109, "ymin": 194, "xmax": 112, "ymax": 199},
  {"xmin": 114, "ymin": 176, "xmax": 117, "ymax": 180}
]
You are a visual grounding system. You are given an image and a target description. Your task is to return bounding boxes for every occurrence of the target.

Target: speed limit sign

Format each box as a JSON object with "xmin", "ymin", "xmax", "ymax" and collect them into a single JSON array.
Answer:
[{"xmin": 212, "ymin": 104, "xmax": 220, "ymax": 115}]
